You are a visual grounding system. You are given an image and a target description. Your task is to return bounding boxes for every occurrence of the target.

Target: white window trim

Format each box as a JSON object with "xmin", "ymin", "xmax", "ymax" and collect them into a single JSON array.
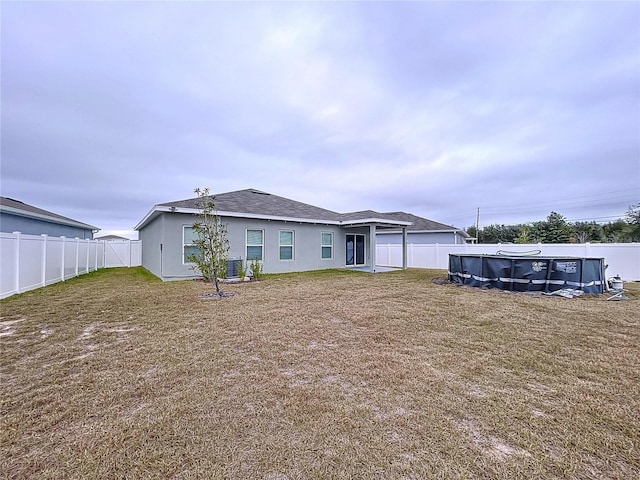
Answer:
[
  {"xmin": 321, "ymin": 232, "xmax": 333, "ymax": 260},
  {"xmin": 183, "ymin": 225, "xmax": 197, "ymax": 265},
  {"xmin": 246, "ymin": 228, "xmax": 264, "ymax": 262},
  {"xmin": 279, "ymin": 230, "xmax": 294, "ymax": 261}
]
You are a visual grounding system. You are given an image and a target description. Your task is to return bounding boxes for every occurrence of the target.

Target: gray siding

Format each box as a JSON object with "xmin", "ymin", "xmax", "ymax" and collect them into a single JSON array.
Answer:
[
  {"xmin": 377, "ymin": 231, "xmax": 466, "ymax": 245},
  {"xmin": 143, "ymin": 213, "xmax": 370, "ymax": 280},
  {"xmin": 139, "ymin": 214, "xmax": 164, "ymax": 278},
  {"xmin": 0, "ymin": 212, "xmax": 94, "ymax": 239}
]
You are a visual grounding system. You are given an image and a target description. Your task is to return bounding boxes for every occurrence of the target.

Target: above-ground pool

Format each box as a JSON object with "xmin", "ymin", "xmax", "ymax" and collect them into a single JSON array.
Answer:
[{"xmin": 448, "ymin": 253, "xmax": 606, "ymax": 294}]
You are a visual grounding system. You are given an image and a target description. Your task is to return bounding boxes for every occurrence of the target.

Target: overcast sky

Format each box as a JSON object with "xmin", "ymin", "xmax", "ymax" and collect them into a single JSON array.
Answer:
[{"xmin": 2, "ymin": 1, "xmax": 639, "ymax": 238}]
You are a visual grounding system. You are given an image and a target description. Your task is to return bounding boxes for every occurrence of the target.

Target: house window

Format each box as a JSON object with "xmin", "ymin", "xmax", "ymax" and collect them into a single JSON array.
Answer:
[
  {"xmin": 246, "ymin": 229, "xmax": 264, "ymax": 261},
  {"xmin": 183, "ymin": 226, "xmax": 200, "ymax": 263},
  {"xmin": 321, "ymin": 232, "xmax": 333, "ymax": 259},
  {"xmin": 279, "ymin": 230, "xmax": 294, "ymax": 261}
]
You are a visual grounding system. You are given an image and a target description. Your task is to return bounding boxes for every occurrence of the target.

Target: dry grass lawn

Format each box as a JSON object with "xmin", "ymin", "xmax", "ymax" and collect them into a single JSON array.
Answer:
[{"xmin": 1, "ymin": 267, "xmax": 638, "ymax": 479}]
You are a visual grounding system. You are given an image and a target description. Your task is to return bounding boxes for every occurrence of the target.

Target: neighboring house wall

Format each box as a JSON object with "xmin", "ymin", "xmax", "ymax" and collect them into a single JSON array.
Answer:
[
  {"xmin": 0, "ymin": 212, "xmax": 94, "ymax": 239},
  {"xmin": 378, "ymin": 231, "xmax": 467, "ymax": 245},
  {"xmin": 139, "ymin": 214, "xmax": 164, "ymax": 278},
  {"xmin": 144, "ymin": 213, "xmax": 362, "ymax": 279}
]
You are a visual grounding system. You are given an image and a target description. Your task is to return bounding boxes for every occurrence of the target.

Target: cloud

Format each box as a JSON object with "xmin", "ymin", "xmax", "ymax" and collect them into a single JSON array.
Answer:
[{"xmin": 1, "ymin": 1, "xmax": 638, "ymax": 234}]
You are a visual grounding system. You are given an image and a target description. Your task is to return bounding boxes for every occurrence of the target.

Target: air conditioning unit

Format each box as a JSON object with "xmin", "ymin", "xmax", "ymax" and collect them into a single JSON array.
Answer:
[{"xmin": 226, "ymin": 258, "xmax": 243, "ymax": 279}]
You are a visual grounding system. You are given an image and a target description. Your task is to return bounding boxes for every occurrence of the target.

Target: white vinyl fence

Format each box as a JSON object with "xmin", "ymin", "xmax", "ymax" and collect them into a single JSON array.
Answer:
[
  {"xmin": 0, "ymin": 232, "xmax": 142, "ymax": 299},
  {"xmin": 376, "ymin": 242, "xmax": 640, "ymax": 281}
]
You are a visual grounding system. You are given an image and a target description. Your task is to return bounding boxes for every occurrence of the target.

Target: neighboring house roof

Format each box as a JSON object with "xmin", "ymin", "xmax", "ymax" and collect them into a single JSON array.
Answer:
[
  {"xmin": 95, "ymin": 234, "xmax": 130, "ymax": 241},
  {"xmin": 0, "ymin": 196, "xmax": 99, "ymax": 231},
  {"xmin": 136, "ymin": 188, "xmax": 412, "ymax": 230}
]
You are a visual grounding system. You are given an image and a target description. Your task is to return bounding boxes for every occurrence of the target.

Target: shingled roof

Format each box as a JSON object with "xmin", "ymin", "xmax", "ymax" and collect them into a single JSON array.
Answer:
[
  {"xmin": 160, "ymin": 189, "xmax": 341, "ymax": 222},
  {"xmin": 339, "ymin": 211, "xmax": 465, "ymax": 233},
  {"xmin": 0, "ymin": 196, "xmax": 98, "ymax": 230},
  {"xmin": 137, "ymin": 188, "xmax": 463, "ymax": 233}
]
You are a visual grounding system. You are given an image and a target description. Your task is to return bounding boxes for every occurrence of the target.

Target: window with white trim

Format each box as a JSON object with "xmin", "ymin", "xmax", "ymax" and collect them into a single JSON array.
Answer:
[
  {"xmin": 321, "ymin": 232, "xmax": 333, "ymax": 259},
  {"xmin": 183, "ymin": 226, "xmax": 200, "ymax": 264},
  {"xmin": 279, "ymin": 230, "xmax": 294, "ymax": 261},
  {"xmin": 246, "ymin": 229, "xmax": 264, "ymax": 261}
]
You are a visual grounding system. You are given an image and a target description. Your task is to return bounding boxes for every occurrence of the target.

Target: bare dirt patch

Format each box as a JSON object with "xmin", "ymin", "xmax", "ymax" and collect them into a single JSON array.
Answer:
[{"xmin": 0, "ymin": 318, "xmax": 24, "ymax": 337}]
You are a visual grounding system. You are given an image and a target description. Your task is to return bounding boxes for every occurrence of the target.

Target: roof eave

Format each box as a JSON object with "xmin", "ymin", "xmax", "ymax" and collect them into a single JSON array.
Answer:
[
  {"xmin": 340, "ymin": 218, "xmax": 413, "ymax": 228},
  {"xmin": 0, "ymin": 205, "xmax": 99, "ymax": 231},
  {"xmin": 378, "ymin": 228, "xmax": 469, "ymax": 236},
  {"xmin": 135, "ymin": 206, "xmax": 343, "ymax": 230}
]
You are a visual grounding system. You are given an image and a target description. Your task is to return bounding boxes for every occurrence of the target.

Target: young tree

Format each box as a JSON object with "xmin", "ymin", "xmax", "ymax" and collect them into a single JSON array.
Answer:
[{"xmin": 186, "ymin": 187, "xmax": 230, "ymax": 293}]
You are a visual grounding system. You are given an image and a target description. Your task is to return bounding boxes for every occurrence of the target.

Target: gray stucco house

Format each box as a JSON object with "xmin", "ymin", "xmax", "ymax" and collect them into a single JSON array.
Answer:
[
  {"xmin": 135, "ymin": 188, "xmax": 417, "ymax": 280},
  {"xmin": 0, "ymin": 196, "xmax": 98, "ymax": 239}
]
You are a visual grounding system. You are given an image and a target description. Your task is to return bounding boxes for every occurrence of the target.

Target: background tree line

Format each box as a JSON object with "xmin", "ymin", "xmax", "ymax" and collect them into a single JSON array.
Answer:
[{"xmin": 466, "ymin": 204, "xmax": 640, "ymax": 244}]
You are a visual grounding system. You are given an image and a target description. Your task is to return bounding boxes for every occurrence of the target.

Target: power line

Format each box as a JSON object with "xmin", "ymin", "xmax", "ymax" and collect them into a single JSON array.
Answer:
[
  {"xmin": 479, "ymin": 195, "xmax": 639, "ymax": 214},
  {"xmin": 566, "ymin": 214, "xmax": 630, "ymax": 223},
  {"xmin": 444, "ymin": 188, "xmax": 639, "ymax": 219}
]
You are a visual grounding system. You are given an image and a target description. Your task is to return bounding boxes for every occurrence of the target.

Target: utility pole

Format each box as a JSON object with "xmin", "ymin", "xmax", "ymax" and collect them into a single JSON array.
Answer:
[{"xmin": 475, "ymin": 207, "xmax": 480, "ymax": 244}]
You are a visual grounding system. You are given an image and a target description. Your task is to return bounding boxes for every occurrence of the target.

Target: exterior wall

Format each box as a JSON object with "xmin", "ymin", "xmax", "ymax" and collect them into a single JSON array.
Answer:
[
  {"xmin": 139, "ymin": 215, "xmax": 164, "ymax": 278},
  {"xmin": 377, "ymin": 231, "xmax": 466, "ymax": 245},
  {"xmin": 143, "ymin": 212, "xmax": 368, "ymax": 280},
  {"xmin": 0, "ymin": 212, "xmax": 94, "ymax": 239}
]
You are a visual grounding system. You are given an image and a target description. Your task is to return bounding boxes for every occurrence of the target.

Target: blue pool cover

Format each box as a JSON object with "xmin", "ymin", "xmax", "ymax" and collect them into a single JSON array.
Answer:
[{"xmin": 448, "ymin": 254, "xmax": 606, "ymax": 294}]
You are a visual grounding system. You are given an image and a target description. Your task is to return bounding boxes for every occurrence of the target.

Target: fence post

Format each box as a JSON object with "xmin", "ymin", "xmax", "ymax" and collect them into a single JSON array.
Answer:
[
  {"xmin": 435, "ymin": 243, "xmax": 440, "ymax": 269},
  {"xmin": 75, "ymin": 238, "xmax": 80, "ymax": 277},
  {"xmin": 94, "ymin": 240, "xmax": 99, "ymax": 271},
  {"xmin": 41, "ymin": 234, "xmax": 47, "ymax": 287},
  {"xmin": 61, "ymin": 236, "xmax": 66, "ymax": 281},
  {"xmin": 13, "ymin": 231, "xmax": 21, "ymax": 295}
]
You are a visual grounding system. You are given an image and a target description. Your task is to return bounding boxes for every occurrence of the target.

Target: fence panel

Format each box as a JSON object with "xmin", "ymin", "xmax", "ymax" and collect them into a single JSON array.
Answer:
[
  {"xmin": 0, "ymin": 232, "xmax": 142, "ymax": 299},
  {"xmin": 78, "ymin": 239, "xmax": 89, "ymax": 275},
  {"xmin": 45, "ymin": 237, "xmax": 64, "ymax": 286},
  {"xmin": 18, "ymin": 234, "xmax": 43, "ymax": 294},
  {"xmin": 104, "ymin": 240, "xmax": 142, "ymax": 267},
  {"xmin": 63, "ymin": 238, "xmax": 78, "ymax": 280},
  {"xmin": 377, "ymin": 243, "xmax": 640, "ymax": 281},
  {"xmin": 0, "ymin": 233, "xmax": 17, "ymax": 296}
]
